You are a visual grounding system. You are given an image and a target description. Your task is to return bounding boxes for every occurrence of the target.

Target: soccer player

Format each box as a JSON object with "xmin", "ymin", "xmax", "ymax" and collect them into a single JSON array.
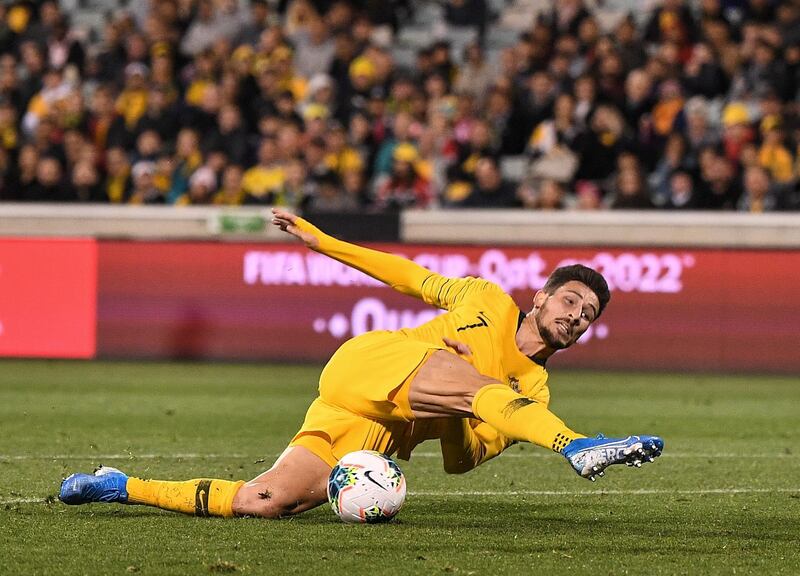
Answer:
[{"xmin": 59, "ymin": 208, "xmax": 663, "ymax": 518}]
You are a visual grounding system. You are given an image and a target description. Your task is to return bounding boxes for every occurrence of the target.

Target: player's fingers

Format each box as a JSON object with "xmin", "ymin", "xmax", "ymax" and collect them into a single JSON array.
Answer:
[
  {"xmin": 271, "ymin": 207, "xmax": 297, "ymax": 224},
  {"xmin": 284, "ymin": 224, "xmax": 319, "ymax": 249},
  {"xmin": 442, "ymin": 337, "xmax": 472, "ymax": 357}
]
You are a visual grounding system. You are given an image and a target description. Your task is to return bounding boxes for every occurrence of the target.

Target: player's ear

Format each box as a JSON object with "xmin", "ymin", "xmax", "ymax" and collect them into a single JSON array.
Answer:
[{"xmin": 532, "ymin": 290, "xmax": 547, "ymax": 311}]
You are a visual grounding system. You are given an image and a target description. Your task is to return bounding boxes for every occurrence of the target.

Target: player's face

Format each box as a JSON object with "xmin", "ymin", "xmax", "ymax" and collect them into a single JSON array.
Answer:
[{"xmin": 532, "ymin": 281, "xmax": 600, "ymax": 350}]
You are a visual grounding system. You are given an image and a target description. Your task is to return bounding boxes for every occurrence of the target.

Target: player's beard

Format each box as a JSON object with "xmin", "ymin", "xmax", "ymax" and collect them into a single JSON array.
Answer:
[{"xmin": 534, "ymin": 311, "xmax": 571, "ymax": 350}]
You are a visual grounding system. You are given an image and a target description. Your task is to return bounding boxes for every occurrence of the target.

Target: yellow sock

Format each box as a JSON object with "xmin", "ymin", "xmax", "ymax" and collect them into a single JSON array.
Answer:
[
  {"xmin": 125, "ymin": 477, "xmax": 244, "ymax": 517},
  {"xmin": 472, "ymin": 384, "xmax": 585, "ymax": 452}
]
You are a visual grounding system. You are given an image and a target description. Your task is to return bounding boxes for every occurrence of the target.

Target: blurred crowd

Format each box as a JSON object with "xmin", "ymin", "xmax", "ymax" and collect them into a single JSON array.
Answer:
[{"xmin": 0, "ymin": 0, "xmax": 799, "ymax": 212}]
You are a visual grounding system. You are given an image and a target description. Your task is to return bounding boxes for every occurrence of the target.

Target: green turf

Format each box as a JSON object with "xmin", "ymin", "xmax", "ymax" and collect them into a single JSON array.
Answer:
[{"xmin": 1, "ymin": 360, "xmax": 799, "ymax": 575}]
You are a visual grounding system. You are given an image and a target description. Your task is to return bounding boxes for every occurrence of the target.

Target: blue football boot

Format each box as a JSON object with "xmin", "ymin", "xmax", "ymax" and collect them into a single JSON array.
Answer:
[
  {"xmin": 562, "ymin": 435, "xmax": 664, "ymax": 481},
  {"xmin": 59, "ymin": 465, "xmax": 129, "ymax": 505}
]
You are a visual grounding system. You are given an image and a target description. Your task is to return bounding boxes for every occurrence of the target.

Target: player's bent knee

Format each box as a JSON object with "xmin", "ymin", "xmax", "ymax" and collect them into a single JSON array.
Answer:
[{"xmin": 409, "ymin": 350, "xmax": 499, "ymax": 418}]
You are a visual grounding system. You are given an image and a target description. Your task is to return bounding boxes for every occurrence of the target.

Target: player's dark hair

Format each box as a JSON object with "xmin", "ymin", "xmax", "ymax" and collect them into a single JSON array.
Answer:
[{"xmin": 542, "ymin": 264, "xmax": 610, "ymax": 317}]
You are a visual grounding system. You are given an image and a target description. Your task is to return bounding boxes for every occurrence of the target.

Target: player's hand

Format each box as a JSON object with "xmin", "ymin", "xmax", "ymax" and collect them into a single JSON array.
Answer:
[
  {"xmin": 271, "ymin": 208, "xmax": 320, "ymax": 250},
  {"xmin": 442, "ymin": 337, "xmax": 472, "ymax": 357}
]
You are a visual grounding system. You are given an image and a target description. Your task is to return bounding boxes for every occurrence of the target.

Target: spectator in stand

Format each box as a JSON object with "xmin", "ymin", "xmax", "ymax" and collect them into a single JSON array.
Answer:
[
  {"xmin": 696, "ymin": 149, "xmax": 742, "ymax": 210},
  {"xmin": 129, "ymin": 161, "xmax": 164, "ymax": 204},
  {"xmin": 572, "ymin": 180, "xmax": 603, "ymax": 211},
  {"xmin": 373, "ymin": 143, "xmax": 432, "ymax": 210},
  {"xmin": 177, "ymin": 166, "xmax": 218, "ymax": 206},
  {"xmin": 291, "ymin": 14, "xmax": 335, "ymax": 80},
  {"xmin": 622, "ymin": 69, "xmax": 654, "ymax": 136},
  {"xmin": 720, "ymin": 102, "xmax": 755, "ymax": 166},
  {"xmin": 0, "ymin": 0, "xmax": 796, "ymax": 212},
  {"xmin": 373, "ymin": 110, "xmax": 416, "ymax": 176},
  {"xmin": 738, "ymin": 165, "xmax": 781, "ymax": 212},
  {"xmin": 572, "ymin": 74, "xmax": 597, "ymax": 130},
  {"xmin": 454, "ymin": 43, "xmax": 494, "ymax": 100},
  {"xmin": 0, "ymin": 147, "xmax": 9, "ymax": 200},
  {"xmin": 610, "ymin": 167, "xmax": 655, "ymax": 210},
  {"xmin": 180, "ymin": 0, "xmax": 244, "ymax": 57},
  {"xmin": 443, "ymin": 0, "xmax": 488, "ymax": 41},
  {"xmin": 457, "ymin": 156, "xmax": 518, "ymax": 208},
  {"xmin": 324, "ymin": 120, "xmax": 363, "ymax": 176},
  {"xmin": 342, "ymin": 167, "xmax": 369, "ymax": 207},
  {"xmin": 524, "ymin": 71, "xmax": 556, "ymax": 142},
  {"xmin": 739, "ymin": 38, "xmax": 789, "ymax": 100},
  {"xmin": 547, "ymin": 0, "xmax": 590, "ymax": 36},
  {"xmin": 26, "ymin": 154, "xmax": 67, "ymax": 201},
  {"xmin": 663, "ymin": 170, "xmax": 698, "ymax": 209},
  {"xmin": 104, "ymin": 146, "xmax": 131, "ymax": 204},
  {"xmin": 519, "ymin": 178, "xmax": 566, "ymax": 211},
  {"xmin": 12, "ymin": 144, "xmax": 38, "ymax": 200},
  {"xmin": 682, "ymin": 97, "xmax": 718, "ymax": 169},
  {"xmin": 644, "ymin": 0, "xmax": 696, "ymax": 52},
  {"xmin": 242, "ymin": 136, "xmax": 284, "ymax": 203},
  {"xmin": 236, "ymin": 0, "xmax": 272, "ymax": 47},
  {"xmin": 650, "ymin": 133, "xmax": 689, "ymax": 206},
  {"xmin": 271, "ymin": 156, "xmax": 314, "ymax": 208},
  {"xmin": 213, "ymin": 164, "xmax": 246, "ymax": 206},
  {"xmin": 203, "ymin": 103, "xmax": 248, "ymax": 166},
  {"xmin": 0, "ymin": 96, "xmax": 19, "ymax": 157},
  {"xmin": 758, "ymin": 115, "xmax": 794, "ymax": 184},
  {"xmin": 683, "ymin": 42, "xmax": 728, "ymax": 99},
  {"xmin": 615, "ymin": 15, "xmax": 647, "ymax": 72},
  {"xmin": 167, "ymin": 128, "xmax": 203, "ymax": 203},
  {"xmin": 306, "ymin": 169, "xmax": 358, "ymax": 212},
  {"xmin": 70, "ymin": 158, "xmax": 103, "ymax": 202},
  {"xmin": 116, "ymin": 63, "xmax": 150, "ymax": 134},
  {"xmin": 576, "ymin": 104, "xmax": 628, "ymax": 182},
  {"xmin": 528, "ymin": 92, "xmax": 581, "ymax": 160}
]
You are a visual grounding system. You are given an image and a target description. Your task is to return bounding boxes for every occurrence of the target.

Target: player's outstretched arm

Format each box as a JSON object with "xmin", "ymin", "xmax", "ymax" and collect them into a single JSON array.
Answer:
[{"xmin": 272, "ymin": 208, "xmax": 430, "ymax": 298}]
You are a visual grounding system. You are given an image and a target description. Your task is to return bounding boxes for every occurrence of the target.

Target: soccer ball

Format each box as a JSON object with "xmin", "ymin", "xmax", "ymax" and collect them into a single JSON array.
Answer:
[{"xmin": 327, "ymin": 450, "xmax": 406, "ymax": 524}]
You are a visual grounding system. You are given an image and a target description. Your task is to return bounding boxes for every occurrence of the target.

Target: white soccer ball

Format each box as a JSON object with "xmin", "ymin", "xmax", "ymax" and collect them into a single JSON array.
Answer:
[{"xmin": 327, "ymin": 450, "xmax": 407, "ymax": 524}]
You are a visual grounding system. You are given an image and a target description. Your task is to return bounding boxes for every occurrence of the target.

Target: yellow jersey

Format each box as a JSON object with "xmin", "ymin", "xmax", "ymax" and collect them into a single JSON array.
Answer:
[{"xmin": 294, "ymin": 216, "xmax": 550, "ymax": 471}]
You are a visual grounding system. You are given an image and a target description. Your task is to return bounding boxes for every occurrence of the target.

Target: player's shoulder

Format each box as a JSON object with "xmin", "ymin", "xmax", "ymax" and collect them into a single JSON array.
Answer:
[
  {"xmin": 463, "ymin": 277, "xmax": 516, "ymax": 308},
  {"xmin": 457, "ymin": 276, "xmax": 507, "ymax": 296}
]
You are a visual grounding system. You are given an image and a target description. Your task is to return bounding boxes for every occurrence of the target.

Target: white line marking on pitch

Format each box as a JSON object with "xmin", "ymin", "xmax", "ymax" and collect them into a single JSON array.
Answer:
[
  {"xmin": 411, "ymin": 452, "xmax": 796, "ymax": 459},
  {"xmin": 1, "ymin": 497, "xmax": 46, "ymax": 504},
  {"xmin": 0, "ymin": 453, "xmax": 249, "ymax": 461},
  {"xmin": 1, "ymin": 488, "xmax": 798, "ymax": 506},
  {"xmin": 0, "ymin": 452, "xmax": 794, "ymax": 461},
  {"xmin": 409, "ymin": 488, "xmax": 800, "ymax": 497}
]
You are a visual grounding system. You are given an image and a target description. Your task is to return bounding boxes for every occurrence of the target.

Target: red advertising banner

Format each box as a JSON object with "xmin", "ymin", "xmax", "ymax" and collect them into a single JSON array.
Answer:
[
  {"xmin": 97, "ymin": 241, "xmax": 800, "ymax": 372},
  {"xmin": 0, "ymin": 238, "xmax": 97, "ymax": 358}
]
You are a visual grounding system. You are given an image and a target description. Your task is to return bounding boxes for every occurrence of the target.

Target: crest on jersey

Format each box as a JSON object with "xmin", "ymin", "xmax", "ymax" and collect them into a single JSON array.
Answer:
[{"xmin": 508, "ymin": 375, "xmax": 520, "ymax": 393}]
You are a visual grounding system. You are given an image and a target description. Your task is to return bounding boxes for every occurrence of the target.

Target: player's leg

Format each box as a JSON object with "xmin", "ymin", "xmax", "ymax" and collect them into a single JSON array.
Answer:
[
  {"xmin": 407, "ymin": 350, "xmax": 663, "ymax": 479},
  {"xmin": 59, "ymin": 447, "xmax": 330, "ymax": 518},
  {"xmin": 407, "ymin": 349, "xmax": 579, "ymax": 449},
  {"xmin": 59, "ymin": 467, "xmax": 245, "ymax": 517},
  {"xmin": 232, "ymin": 446, "xmax": 330, "ymax": 518}
]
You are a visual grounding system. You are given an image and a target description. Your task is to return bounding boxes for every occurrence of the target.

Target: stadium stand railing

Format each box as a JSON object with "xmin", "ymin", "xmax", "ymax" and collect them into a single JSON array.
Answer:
[{"xmin": 2, "ymin": 203, "xmax": 799, "ymax": 248}]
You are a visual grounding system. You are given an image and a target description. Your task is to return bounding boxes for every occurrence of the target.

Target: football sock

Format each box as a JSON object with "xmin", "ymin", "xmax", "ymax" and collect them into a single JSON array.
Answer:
[
  {"xmin": 472, "ymin": 384, "xmax": 584, "ymax": 452},
  {"xmin": 125, "ymin": 477, "xmax": 244, "ymax": 517}
]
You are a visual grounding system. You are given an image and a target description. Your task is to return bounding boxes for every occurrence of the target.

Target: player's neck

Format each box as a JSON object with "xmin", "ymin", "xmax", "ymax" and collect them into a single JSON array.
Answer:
[{"xmin": 516, "ymin": 312, "xmax": 555, "ymax": 364}]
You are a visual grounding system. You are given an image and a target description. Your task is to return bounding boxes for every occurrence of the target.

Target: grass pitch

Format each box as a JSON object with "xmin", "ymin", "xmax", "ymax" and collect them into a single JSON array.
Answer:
[{"xmin": 1, "ymin": 360, "xmax": 799, "ymax": 575}]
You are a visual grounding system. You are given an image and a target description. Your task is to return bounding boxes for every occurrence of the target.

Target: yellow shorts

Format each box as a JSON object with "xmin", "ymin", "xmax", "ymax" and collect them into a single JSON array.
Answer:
[{"xmin": 289, "ymin": 331, "xmax": 443, "ymax": 467}]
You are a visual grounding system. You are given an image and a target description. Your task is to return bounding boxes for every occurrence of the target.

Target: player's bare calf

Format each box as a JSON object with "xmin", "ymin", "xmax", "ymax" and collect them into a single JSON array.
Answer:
[{"xmin": 232, "ymin": 447, "xmax": 330, "ymax": 518}]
